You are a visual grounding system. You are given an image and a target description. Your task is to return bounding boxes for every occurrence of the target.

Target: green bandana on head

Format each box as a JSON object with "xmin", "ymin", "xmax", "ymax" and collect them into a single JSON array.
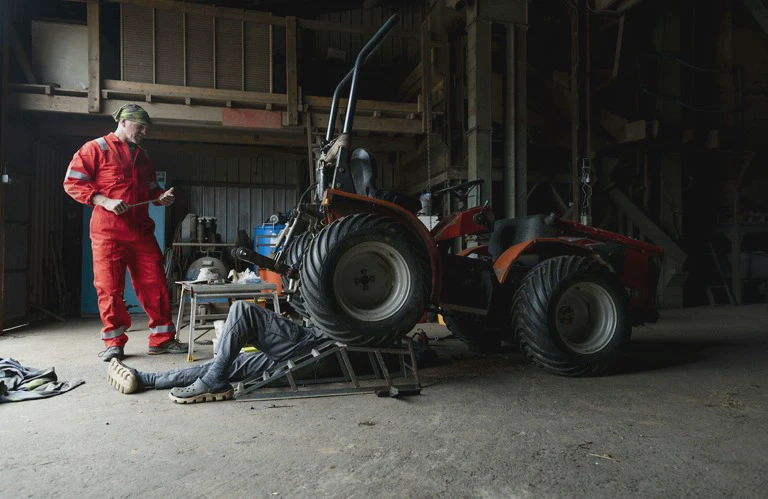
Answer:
[{"xmin": 112, "ymin": 103, "xmax": 152, "ymax": 126}]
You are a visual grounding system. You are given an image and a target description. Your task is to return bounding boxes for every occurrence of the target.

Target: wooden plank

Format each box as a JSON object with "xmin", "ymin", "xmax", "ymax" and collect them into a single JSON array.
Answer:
[
  {"xmin": 297, "ymin": 18, "xmax": 420, "ymax": 39},
  {"xmin": 595, "ymin": 0, "xmax": 622, "ymax": 9},
  {"xmin": 608, "ymin": 186, "xmax": 687, "ymax": 264},
  {"xmin": 304, "ymin": 95, "xmax": 417, "ymax": 114},
  {"xmin": 9, "ymin": 26, "xmax": 37, "ymax": 84},
  {"xmin": 398, "ymin": 62, "xmax": 421, "ymax": 97},
  {"xmin": 88, "ymin": 0, "xmax": 101, "ymax": 113},
  {"xmin": 9, "ymin": 93, "xmax": 224, "ymax": 122},
  {"xmin": 9, "ymin": 83, "xmax": 52, "ymax": 95},
  {"xmin": 613, "ymin": 15, "xmax": 625, "ymax": 79},
  {"xmin": 95, "ymin": 0, "xmax": 285, "ymax": 26},
  {"xmin": 103, "ymin": 79, "xmax": 287, "ymax": 105},
  {"xmin": 311, "ymin": 113, "xmax": 423, "ymax": 135},
  {"xmin": 221, "ymin": 108, "xmax": 282, "ymax": 129},
  {"xmin": 596, "ymin": 0, "xmax": 643, "ymax": 12},
  {"xmin": 285, "ymin": 16, "xmax": 298, "ymax": 126}
]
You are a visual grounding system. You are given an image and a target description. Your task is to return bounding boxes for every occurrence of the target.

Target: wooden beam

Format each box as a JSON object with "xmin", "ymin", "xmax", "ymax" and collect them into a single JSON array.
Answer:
[
  {"xmin": 103, "ymin": 79, "xmax": 286, "ymax": 106},
  {"xmin": 310, "ymin": 113, "xmax": 423, "ymax": 135},
  {"xmin": 90, "ymin": 0, "xmax": 286, "ymax": 26},
  {"xmin": 285, "ymin": 16, "xmax": 298, "ymax": 126},
  {"xmin": 9, "ymin": 26, "xmax": 37, "ymax": 84},
  {"xmin": 596, "ymin": 0, "xmax": 644, "ymax": 12},
  {"xmin": 304, "ymin": 95, "xmax": 417, "ymax": 114},
  {"xmin": 608, "ymin": 185, "xmax": 687, "ymax": 264},
  {"xmin": 87, "ymin": 0, "xmax": 100, "ymax": 113},
  {"xmin": 595, "ymin": 0, "xmax": 621, "ymax": 9},
  {"xmin": 306, "ymin": 111, "xmax": 314, "ymax": 184},
  {"xmin": 421, "ymin": 17, "xmax": 432, "ymax": 134},
  {"xmin": 297, "ymin": 18, "xmax": 419, "ymax": 39},
  {"xmin": 9, "ymin": 93, "xmax": 224, "ymax": 123},
  {"xmin": 613, "ymin": 15, "xmax": 625, "ymax": 79}
]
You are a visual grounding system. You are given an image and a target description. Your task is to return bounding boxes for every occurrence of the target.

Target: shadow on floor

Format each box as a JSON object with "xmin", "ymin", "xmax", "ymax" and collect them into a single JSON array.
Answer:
[{"xmin": 614, "ymin": 338, "xmax": 740, "ymax": 375}]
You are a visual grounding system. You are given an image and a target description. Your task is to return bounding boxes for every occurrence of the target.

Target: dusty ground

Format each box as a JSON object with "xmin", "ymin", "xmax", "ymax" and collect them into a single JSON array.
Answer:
[{"xmin": 1, "ymin": 304, "xmax": 767, "ymax": 498}]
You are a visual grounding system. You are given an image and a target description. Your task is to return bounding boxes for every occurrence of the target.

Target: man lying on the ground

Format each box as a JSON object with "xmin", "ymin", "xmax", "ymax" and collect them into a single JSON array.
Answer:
[
  {"xmin": 107, "ymin": 301, "xmax": 327, "ymax": 403},
  {"xmin": 107, "ymin": 301, "xmax": 436, "ymax": 404}
]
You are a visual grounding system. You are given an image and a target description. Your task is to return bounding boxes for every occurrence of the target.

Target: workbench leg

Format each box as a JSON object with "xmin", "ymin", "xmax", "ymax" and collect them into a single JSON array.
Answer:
[
  {"xmin": 188, "ymin": 296, "xmax": 197, "ymax": 362},
  {"xmin": 175, "ymin": 286, "xmax": 186, "ymax": 338}
]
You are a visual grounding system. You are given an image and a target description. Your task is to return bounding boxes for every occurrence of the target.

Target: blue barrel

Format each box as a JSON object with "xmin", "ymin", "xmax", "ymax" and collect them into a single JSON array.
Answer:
[{"xmin": 253, "ymin": 223, "xmax": 286, "ymax": 257}]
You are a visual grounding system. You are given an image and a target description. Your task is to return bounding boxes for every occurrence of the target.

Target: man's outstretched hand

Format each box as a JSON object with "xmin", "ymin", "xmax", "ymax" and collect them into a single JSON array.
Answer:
[{"xmin": 158, "ymin": 187, "xmax": 175, "ymax": 206}]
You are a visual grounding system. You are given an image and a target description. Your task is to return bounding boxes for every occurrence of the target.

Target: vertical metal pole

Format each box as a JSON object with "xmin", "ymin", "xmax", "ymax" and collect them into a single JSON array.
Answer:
[
  {"xmin": 182, "ymin": 13, "xmax": 187, "ymax": 86},
  {"xmin": 212, "ymin": 17, "xmax": 217, "ymax": 89},
  {"xmin": 515, "ymin": 24, "xmax": 528, "ymax": 217},
  {"xmin": 504, "ymin": 26, "xmax": 516, "ymax": 218},
  {"xmin": 0, "ymin": 0, "xmax": 8, "ymax": 330}
]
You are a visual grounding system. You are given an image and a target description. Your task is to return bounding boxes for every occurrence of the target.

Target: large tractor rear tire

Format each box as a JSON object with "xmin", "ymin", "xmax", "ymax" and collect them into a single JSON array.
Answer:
[
  {"xmin": 512, "ymin": 255, "xmax": 631, "ymax": 376},
  {"xmin": 281, "ymin": 231, "xmax": 313, "ymax": 318},
  {"xmin": 300, "ymin": 213, "xmax": 431, "ymax": 346}
]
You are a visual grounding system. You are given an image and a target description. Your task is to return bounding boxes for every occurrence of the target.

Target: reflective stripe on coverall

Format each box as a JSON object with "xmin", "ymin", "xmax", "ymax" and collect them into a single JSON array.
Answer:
[{"xmin": 63, "ymin": 133, "xmax": 175, "ymax": 348}]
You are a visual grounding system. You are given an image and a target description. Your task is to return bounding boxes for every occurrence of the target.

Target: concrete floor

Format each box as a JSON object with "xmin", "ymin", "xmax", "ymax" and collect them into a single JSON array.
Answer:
[{"xmin": 1, "ymin": 304, "xmax": 767, "ymax": 498}]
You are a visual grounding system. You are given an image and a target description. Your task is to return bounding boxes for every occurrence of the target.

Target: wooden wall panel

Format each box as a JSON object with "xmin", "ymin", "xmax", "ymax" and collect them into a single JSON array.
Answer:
[
  {"xmin": 121, "ymin": 4, "xmax": 154, "ymax": 82},
  {"xmin": 155, "ymin": 10, "xmax": 184, "ymax": 86}
]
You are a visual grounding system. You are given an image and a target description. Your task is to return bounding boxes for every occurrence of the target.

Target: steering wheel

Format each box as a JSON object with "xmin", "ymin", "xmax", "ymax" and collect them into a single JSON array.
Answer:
[{"xmin": 431, "ymin": 179, "xmax": 484, "ymax": 202}]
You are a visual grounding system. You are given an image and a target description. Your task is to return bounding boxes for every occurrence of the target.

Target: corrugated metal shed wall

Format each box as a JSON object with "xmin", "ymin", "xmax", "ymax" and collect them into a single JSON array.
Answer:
[
  {"xmin": 315, "ymin": 5, "xmax": 423, "ymax": 66},
  {"xmin": 122, "ymin": 6, "xmax": 271, "ymax": 91},
  {"xmin": 154, "ymin": 151, "xmax": 300, "ymax": 244}
]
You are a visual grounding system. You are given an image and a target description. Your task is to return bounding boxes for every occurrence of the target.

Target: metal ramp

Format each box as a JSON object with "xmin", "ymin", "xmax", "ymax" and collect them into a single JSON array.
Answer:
[{"xmin": 234, "ymin": 340, "xmax": 421, "ymax": 401}]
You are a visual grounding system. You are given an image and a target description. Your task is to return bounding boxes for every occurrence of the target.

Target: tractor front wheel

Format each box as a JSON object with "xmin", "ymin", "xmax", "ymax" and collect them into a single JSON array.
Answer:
[
  {"xmin": 512, "ymin": 255, "xmax": 631, "ymax": 376},
  {"xmin": 300, "ymin": 213, "xmax": 431, "ymax": 346}
]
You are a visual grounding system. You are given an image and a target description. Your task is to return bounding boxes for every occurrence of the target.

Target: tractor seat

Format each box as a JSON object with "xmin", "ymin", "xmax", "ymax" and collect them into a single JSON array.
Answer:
[
  {"xmin": 350, "ymin": 148, "xmax": 422, "ymax": 214},
  {"xmin": 488, "ymin": 214, "xmax": 559, "ymax": 260}
]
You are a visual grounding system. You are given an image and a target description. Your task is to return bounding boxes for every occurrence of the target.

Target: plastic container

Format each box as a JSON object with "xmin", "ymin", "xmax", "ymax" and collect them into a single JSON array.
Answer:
[{"xmin": 253, "ymin": 223, "xmax": 287, "ymax": 257}]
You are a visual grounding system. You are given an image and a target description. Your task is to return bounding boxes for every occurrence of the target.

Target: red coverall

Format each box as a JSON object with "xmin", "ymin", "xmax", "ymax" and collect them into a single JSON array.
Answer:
[{"xmin": 64, "ymin": 132, "xmax": 176, "ymax": 348}]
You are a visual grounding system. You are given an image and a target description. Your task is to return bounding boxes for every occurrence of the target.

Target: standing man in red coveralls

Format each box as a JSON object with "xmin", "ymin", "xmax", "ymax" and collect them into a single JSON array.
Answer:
[{"xmin": 63, "ymin": 103, "xmax": 186, "ymax": 362}]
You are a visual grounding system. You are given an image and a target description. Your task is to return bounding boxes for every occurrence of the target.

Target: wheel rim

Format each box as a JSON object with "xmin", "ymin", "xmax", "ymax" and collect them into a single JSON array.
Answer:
[
  {"xmin": 553, "ymin": 281, "xmax": 617, "ymax": 354},
  {"xmin": 332, "ymin": 241, "xmax": 411, "ymax": 322}
]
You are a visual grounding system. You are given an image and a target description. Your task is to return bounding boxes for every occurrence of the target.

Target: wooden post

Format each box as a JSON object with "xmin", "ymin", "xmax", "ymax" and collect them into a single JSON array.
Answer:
[
  {"xmin": 286, "ymin": 16, "xmax": 298, "ymax": 126},
  {"xmin": 466, "ymin": 4, "xmax": 493, "ymax": 208},
  {"xmin": 569, "ymin": 6, "xmax": 580, "ymax": 221},
  {"xmin": 87, "ymin": 0, "xmax": 101, "ymax": 113},
  {"xmin": 306, "ymin": 111, "xmax": 314, "ymax": 184},
  {"xmin": 420, "ymin": 17, "xmax": 432, "ymax": 134},
  {"xmin": 9, "ymin": 26, "xmax": 37, "ymax": 84}
]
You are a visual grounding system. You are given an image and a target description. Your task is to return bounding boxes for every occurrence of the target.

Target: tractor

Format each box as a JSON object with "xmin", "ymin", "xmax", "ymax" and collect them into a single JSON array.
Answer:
[{"xmin": 234, "ymin": 14, "xmax": 664, "ymax": 377}]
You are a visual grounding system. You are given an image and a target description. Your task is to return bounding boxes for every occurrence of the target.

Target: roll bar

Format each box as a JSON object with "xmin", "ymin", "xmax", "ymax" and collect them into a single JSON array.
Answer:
[{"xmin": 324, "ymin": 14, "xmax": 401, "ymax": 143}]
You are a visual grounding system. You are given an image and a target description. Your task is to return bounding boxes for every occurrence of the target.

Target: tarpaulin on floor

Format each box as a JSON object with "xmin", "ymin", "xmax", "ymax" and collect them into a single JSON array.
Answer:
[{"xmin": 0, "ymin": 358, "xmax": 84, "ymax": 402}]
